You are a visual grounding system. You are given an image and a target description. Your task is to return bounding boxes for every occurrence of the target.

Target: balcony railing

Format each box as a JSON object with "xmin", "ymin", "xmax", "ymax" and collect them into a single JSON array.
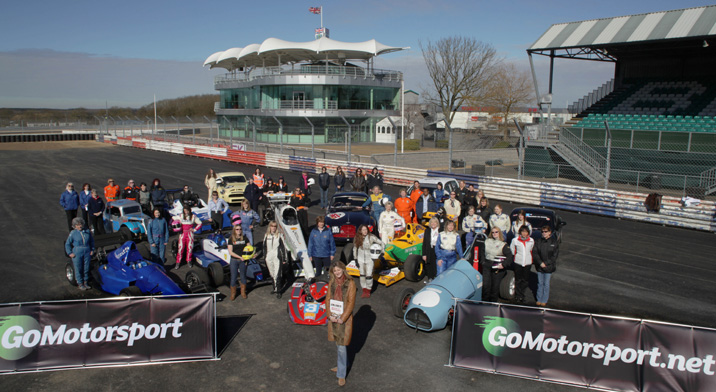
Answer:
[{"xmin": 215, "ymin": 65, "xmax": 403, "ymax": 85}]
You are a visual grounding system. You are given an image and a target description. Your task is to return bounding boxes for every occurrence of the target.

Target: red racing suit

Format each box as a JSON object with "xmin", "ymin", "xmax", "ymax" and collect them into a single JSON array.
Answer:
[{"xmin": 175, "ymin": 215, "xmax": 202, "ymax": 264}]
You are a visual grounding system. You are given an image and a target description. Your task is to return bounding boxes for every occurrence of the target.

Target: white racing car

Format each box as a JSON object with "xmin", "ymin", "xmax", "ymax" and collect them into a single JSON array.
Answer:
[{"xmin": 267, "ymin": 192, "xmax": 315, "ymax": 280}]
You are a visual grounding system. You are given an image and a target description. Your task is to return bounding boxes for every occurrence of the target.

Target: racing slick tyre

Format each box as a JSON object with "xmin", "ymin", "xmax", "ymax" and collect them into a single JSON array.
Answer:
[
  {"xmin": 403, "ymin": 254, "xmax": 425, "ymax": 282},
  {"xmin": 185, "ymin": 268, "xmax": 211, "ymax": 289},
  {"xmin": 208, "ymin": 262, "xmax": 225, "ymax": 287},
  {"xmin": 393, "ymin": 287, "xmax": 415, "ymax": 318},
  {"xmin": 136, "ymin": 241, "xmax": 152, "ymax": 261},
  {"xmin": 119, "ymin": 226, "xmax": 133, "ymax": 242},
  {"xmin": 500, "ymin": 270, "xmax": 516, "ymax": 300},
  {"xmin": 340, "ymin": 243, "xmax": 354, "ymax": 264},
  {"xmin": 119, "ymin": 286, "xmax": 143, "ymax": 297},
  {"xmin": 65, "ymin": 262, "xmax": 78, "ymax": 286}
]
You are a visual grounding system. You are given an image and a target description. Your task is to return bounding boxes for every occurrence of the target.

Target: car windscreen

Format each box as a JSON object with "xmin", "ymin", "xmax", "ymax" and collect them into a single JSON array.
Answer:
[
  {"xmin": 222, "ymin": 175, "xmax": 246, "ymax": 183},
  {"xmin": 122, "ymin": 206, "xmax": 142, "ymax": 215},
  {"xmin": 331, "ymin": 195, "xmax": 368, "ymax": 208}
]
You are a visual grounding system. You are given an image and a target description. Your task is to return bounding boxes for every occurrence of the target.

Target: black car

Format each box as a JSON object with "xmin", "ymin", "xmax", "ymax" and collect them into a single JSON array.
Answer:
[
  {"xmin": 324, "ymin": 192, "xmax": 376, "ymax": 245},
  {"xmin": 504, "ymin": 207, "xmax": 566, "ymax": 244}
]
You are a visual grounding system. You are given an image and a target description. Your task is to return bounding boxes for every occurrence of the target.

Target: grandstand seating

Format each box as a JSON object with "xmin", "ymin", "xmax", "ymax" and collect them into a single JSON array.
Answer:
[{"xmin": 573, "ymin": 79, "xmax": 716, "ymax": 133}]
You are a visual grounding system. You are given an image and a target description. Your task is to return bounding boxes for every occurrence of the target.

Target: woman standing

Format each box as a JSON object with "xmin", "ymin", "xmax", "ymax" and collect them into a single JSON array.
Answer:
[
  {"xmin": 421, "ymin": 217, "xmax": 441, "ymax": 283},
  {"xmin": 234, "ymin": 200, "xmax": 260, "ymax": 245},
  {"xmin": 276, "ymin": 176, "xmax": 289, "ymax": 193},
  {"xmin": 432, "ymin": 182, "xmax": 446, "ymax": 209},
  {"xmin": 205, "ymin": 168, "xmax": 218, "ymax": 201},
  {"xmin": 510, "ymin": 225, "xmax": 534, "ymax": 304},
  {"xmin": 435, "ymin": 220, "xmax": 463, "ymax": 275},
  {"xmin": 227, "ymin": 225, "xmax": 250, "ymax": 300},
  {"xmin": 378, "ymin": 201, "xmax": 404, "ymax": 244},
  {"xmin": 87, "ymin": 190, "xmax": 105, "ymax": 234},
  {"xmin": 60, "ymin": 182, "xmax": 80, "ymax": 232},
  {"xmin": 533, "ymin": 226, "xmax": 559, "ymax": 307},
  {"xmin": 477, "ymin": 196, "xmax": 490, "ymax": 223},
  {"xmin": 325, "ymin": 261, "xmax": 356, "ymax": 387},
  {"xmin": 174, "ymin": 206, "xmax": 202, "ymax": 269},
  {"xmin": 489, "ymin": 204, "xmax": 510, "ymax": 237},
  {"xmin": 349, "ymin": 168, "xmax": 366, "ymax": 192},
  {"xmin": 65, "ymin": 217, "xmax": 94, "ymax": 290},
  {"xmin": 263, "ymin": 221, "xmax": 288, "ymax": 298},
  {"xmin": 352, "ymin": 225, "xmax": 383, "ymax": 298},
  {"xmin": 462, "ymin": 206, "xmax": 487, "ymax": 247},
  {"xmin": 79, "ymin": 183, "xmax": 92, "ymax": 225},
  {"xmin": 318, "ymin": 166, "xmax": 331, "ymax": 209},
  {"xmin": 252, "ymin": 168, "xmax": 265, "ymax": 190},
  {"xmin": 482, "ymin": 228, "xmax": 513, "ymax": 302},
  {"xmin": 511, "ymin": 210, "xmax": 533, "ymax": 238},
  {"xmin": 147, "ymin": 208, "xmax": 170, "ymax": 264},
  {"xmin": 138, "ymin": 182, "xmax": 151, "ymax": 215},
  {"xmin": 334, "ymin": 167, "xmax": 346, "ymax": 193},
  {"xmin": 150, "ymin": 178, "xmax": 167, "ymax": 211}
]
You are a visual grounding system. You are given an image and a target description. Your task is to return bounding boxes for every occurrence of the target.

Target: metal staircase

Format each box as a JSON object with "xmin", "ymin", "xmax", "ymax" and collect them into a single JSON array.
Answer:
[{"xmin": 699, "ymin": 166, "xmax": 716, "ymax": 195}]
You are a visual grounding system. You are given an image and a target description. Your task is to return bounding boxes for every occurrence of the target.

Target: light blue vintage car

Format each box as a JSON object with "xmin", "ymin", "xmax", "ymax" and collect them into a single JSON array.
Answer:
[
  {"xmin": 103, "ymin": 199, "xmax": 151, "ymax": 241},
  {"xmin": 394, "ymin": 259, "xmax": 482, "ymax": 332}
]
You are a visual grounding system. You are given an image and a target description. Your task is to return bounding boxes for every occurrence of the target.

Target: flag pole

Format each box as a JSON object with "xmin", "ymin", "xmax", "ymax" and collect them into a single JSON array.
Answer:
[
  {"xmin": 321, "ymin": 6, "xmax": 323, "ymax": 29},
  {"xmin": 153, "ymin": 94, "xmax": 157, "ymax": 135}
]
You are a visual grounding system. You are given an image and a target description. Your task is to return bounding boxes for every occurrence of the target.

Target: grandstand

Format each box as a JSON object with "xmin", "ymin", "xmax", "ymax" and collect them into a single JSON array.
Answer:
[{"xmin": 525, "ymin": 6, "xmax": 716, "ymax": 197}]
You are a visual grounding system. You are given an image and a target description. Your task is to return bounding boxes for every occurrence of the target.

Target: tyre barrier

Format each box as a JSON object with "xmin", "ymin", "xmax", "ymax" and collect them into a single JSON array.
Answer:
[{"xmin": 0, "ymin": 133, "xmax": 97, "ymax": 143}]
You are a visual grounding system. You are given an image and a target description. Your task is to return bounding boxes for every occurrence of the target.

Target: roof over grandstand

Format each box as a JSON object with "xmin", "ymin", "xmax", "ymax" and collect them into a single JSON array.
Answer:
[
  {"xmin": 529, "ymin": 5, "xmax": 716, "ymax": 56},
  {"xmin": 204, "ymin": 37, "xmax": 409, "ymax": 70}
]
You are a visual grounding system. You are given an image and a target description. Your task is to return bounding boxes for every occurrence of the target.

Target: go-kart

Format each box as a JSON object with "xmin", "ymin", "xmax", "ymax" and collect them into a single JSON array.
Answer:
[
  {"xmin": 287, "ymin": 277, "xmax": 329, "ymax": 326},
  {"xmin": 64, "ymin": 235, "xmax": 190, "ymax": 296},
  {"xmin": 394, "ymin": 259, "xmax": 482, "ymax": 332}
]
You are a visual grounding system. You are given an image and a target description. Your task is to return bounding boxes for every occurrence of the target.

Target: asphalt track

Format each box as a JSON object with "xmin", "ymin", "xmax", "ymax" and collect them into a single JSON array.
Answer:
[{"xmin": 1, "ymin": 141, "xmax": 715, "ymax": 391}]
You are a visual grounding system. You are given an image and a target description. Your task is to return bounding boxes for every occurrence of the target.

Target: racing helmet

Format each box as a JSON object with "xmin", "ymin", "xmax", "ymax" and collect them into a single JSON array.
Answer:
[
  {"xmin": 393, "ymin": 219, "xmax": 405, "ymax": 232},
  {"xmin": 241, "ymin": 244, "xmax": 255, "ymax": 260},
  {"xmin": 379, "ymin": 197, "xmax": 389, "ymax": 207},
  {"xmin": 231, "ymin": 215, "xmax": 242, "ymax": 226},
  {"xmin": 369, "ymin": 243, "xmax": 383, "ymax": 260},
  {"xmin": 171, "ymin": 218, "xmax": 182, "ymax": 233},
  {"xmin": 307, "ymin": 178, "xmax": 315, "ymax": 186}
]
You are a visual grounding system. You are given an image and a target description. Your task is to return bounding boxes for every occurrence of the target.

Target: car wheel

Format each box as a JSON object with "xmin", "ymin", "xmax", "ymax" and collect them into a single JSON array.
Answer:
[
  {"xmin": 119, "ymin": 226, "xmax": 133, "ymax": 242},
  {"xmin": 119, "ymin": 286, "xmax": 143, "ymax": 297},
  {"xmin": 403, "ymin": 254, "xmax": 425, "ymax": 282},
  {"xmin": 393, "ymin": 287, "xmax": 415, "ymax": 318},
  {"xmin": 136, "ymin": 241, "xmax": 152, "ymax": 261},
  {"xmin": 500, "ymin": 270, "xmax": 515, "ymax": 300},
  {"xmin": 341, "ymin": 243, "xmax": 354, "ymax": 263},
  {"xmin": 65, "ymin": 262, "xmax": 78, "ymax": 286},
  {"xmin": 208, "ymin": 262, "xmax": 225, "ymax": 287},
  {"xmin": 185, "ymin": 269, "xmax": 210, "ymax": 289}
]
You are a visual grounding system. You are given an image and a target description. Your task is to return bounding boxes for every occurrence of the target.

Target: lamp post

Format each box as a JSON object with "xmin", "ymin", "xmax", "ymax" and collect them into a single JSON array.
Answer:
[
  {"xmin": 170, "ymin": 116, "xmax": 179, "ymax": 142},
  {"xmin": 304, "ymin": 116, "xmax": 315, "ymax": 159},
  {"xmin": 157, "ymin": 116, "xmax": 166, "ymax": 142},
  {"xmin": 186, "ymin": 116, "xmax": 195, "ymax": 144},
  {"xmin": 340, "ymin": 117, "xmax": 352, "ymax": 164},
  {"xmin": 245, "ymin": 116, "xmax": 256, "ymax": 151}
]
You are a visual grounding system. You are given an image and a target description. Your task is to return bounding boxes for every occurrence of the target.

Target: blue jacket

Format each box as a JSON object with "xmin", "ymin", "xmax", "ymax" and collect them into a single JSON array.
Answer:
[
  {"xmin": 308, "ymin": 227, "xmax": 336, "ymax": 258},
  {"xmin": 150, "ymin": 186, "xmax": 167, "ymax": 205},
  {"xmin": 235, "ymin": 209, "xmax": 259, "ymax": 227},
  {"xmin": 87, "ymin": 196, "xmax": 105, "ymax": 215},
  {"xmin": 415, "ymin": 194, "xmax": 437, "ymax": 215},
  {"xmin": 79, "ymin": 190, "xmax": 92, "ymax": 211},
  {"xmin": 362, "ymin": 193, "xmax": 391, "ymax": 215},
  {"xmin": 147, "ymin": 218, "xmax": 170, "ymax": 245},
  {"xmin": 244, "ymin": 183, "xmax": 261, "ymax": 203},
  {"xmin": 433, "ymin": 189, "xmax": 446, "ymax": 207},
  {"xmin": 435, "ymin": 233, "xmax": 463, "ymax": 261},
  {"xmin": 65, "ymin": 229, "xmax": 94, "ymax": 254},
  {"xmin": 60, "ymin": 190, "xmax": 80, "ymax": 211}
]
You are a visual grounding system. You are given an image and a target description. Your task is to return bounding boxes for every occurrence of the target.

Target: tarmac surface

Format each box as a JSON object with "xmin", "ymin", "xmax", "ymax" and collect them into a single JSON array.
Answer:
[{"xmin": 1, "ymin": 141, "xmax": 715, "ymax": 391}]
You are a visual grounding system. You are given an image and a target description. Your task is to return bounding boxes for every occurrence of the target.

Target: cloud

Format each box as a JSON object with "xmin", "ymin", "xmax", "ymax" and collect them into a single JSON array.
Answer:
[{"xmin": 0, "ymin": 49, "xmax": 216, "ymax": 109}]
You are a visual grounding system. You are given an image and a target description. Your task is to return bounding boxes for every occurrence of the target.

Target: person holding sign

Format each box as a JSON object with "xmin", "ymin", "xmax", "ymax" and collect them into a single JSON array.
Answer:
[{"xmin": 325, "ymin": 261, "xmax": 356, "ymax": 387}]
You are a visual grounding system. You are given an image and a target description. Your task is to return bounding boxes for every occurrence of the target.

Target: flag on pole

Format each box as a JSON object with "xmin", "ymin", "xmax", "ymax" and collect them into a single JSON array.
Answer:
[{"xmin": 309, "ymin": 6, "xmax": 321, "ymax": 14}]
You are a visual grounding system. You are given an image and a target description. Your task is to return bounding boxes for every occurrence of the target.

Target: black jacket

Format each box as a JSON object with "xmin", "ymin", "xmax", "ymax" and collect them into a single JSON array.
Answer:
[
  {"xmin": 318, "ymin": 172, "xmax": 331, "ymax": 190},
  {"xmin": 334, "ymin": 173, "xmax": 345, "ymax": 189},
  {"xmin": 366, "ymin": 172, "xmax": 384, "ymax": 190},
  {"xmin": 244, "ymin": 183, "xmax": 261, "ymax": 203},
  {"xmin": 533, "ymin": 235, "xmax": 559, "ymax": 273}
]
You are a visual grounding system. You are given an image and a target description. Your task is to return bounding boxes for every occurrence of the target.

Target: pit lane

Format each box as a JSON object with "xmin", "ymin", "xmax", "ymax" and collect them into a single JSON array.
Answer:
[{"xmin": 1, "ymin": 142, "xmax": 714, "ymax": 391}]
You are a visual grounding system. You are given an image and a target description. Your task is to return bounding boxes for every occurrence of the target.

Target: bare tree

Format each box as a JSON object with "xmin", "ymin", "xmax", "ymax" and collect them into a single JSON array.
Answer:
[
  {"xmin": 420, "ymin": 36, "xmax": 500, "ymax": 126},
  {"xmin": 484, "ymin": 63, "xmax": 533, "ymax": 140}
]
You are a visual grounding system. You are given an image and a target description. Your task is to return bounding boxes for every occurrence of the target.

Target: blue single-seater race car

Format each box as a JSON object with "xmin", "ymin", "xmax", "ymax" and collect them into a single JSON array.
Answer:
[
  {"xmin": 65, "ymin": 238, "xmax": 188, "ymax": 296},
  {"xmin": 325, "ymin": 192, "xmax": 375, "ymax": 245},
  {"xmin": 393, "ymin": 259, "xmax": 483, "ymax": 332},
  {"xmin": 103, "ymin": 199, "xmax": 151, "ymax": 241}
]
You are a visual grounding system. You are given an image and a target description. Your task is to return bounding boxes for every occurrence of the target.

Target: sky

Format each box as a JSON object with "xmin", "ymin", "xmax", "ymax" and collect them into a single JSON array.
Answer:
[{"xmin": 1, "ymin": 0, "xmax": 714, "ymax": 109}]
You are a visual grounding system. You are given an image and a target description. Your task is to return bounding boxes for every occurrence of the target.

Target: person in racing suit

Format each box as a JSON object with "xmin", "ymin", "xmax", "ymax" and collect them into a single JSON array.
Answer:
[
  {"xmin": 290, "ymin": 188, "xmax": 309, "ymax": 239},
  {"xmin": 173, "ymin": 206, "xmax": 202, "ymax": 269},
  {"xmin": 352, "ymin": 224, "xmax": 383, "ymax": 298},
  {"xmin": 378, "ymin": 201, "xmax": 404, "ymax": 244},
  {"xmin": 147, "ymin": 208, "xmax": 170, "ymax": 263},
  {"xmin": 362, "ymin": 186, "xmax": 390, "ymax": 227},
  {"xmin": 263, "ymin": 221, "xmax": 288, "ymax": 298},
  {"xmin": 462, "ymin": 205, "xmax": 487, "ymax": 249},
  {"xmin": 104, "ymin": 178, "xmax": 121, "ymax": 202},
  {"xmin": 394, "ymin": 189, "xmax": 414, "ymax": 226},
  {"xmin": 435, "ymin": 220, "xmax": 463, "ymax": 276},
  {"xmin": 232, "ymin": 199, "xmax": 260, "ymax": 245},
  {"xmin": 179, "ymin": 185, "xmax": 199, "ymax": 207},
  {"xmin": 122, "ymin": 179, "xmax": 140, "ymax": 201},
  {"xmin": 65, "ymin": 217, "xmax": 94, "ymax": 290},
  {"xmin": 276, "ymin": 176, "xmax": 289, "ymax": 193}
]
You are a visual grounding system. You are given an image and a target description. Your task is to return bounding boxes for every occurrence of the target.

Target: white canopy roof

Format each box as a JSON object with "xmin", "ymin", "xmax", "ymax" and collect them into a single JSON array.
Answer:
[{"xmin": 204, "ymin": 37, "xmax": 408, "ymax": 70}]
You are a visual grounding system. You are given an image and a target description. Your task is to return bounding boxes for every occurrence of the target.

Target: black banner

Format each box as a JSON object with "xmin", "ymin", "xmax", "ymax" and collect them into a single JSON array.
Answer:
[
  {"xmin": 451, "ymin": 301, "xmax": 716, "ymax": 391},
  {"xmin": 0, "ymin": 295, "xmax": 215, "ymax": 373}
]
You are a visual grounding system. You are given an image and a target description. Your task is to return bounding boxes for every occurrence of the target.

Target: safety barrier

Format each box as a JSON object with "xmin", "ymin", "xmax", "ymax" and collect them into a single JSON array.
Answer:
[
  {"xmin": 429, "ymin": 170, "xmax": 716, "ymax": 232},
  {"xmin": 102, "ymin": 135, "xmax": 716, "ymax": 233},
  {"xmin": 0, "ymin": 133, "xmax": 97, "ymax": 143}
]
